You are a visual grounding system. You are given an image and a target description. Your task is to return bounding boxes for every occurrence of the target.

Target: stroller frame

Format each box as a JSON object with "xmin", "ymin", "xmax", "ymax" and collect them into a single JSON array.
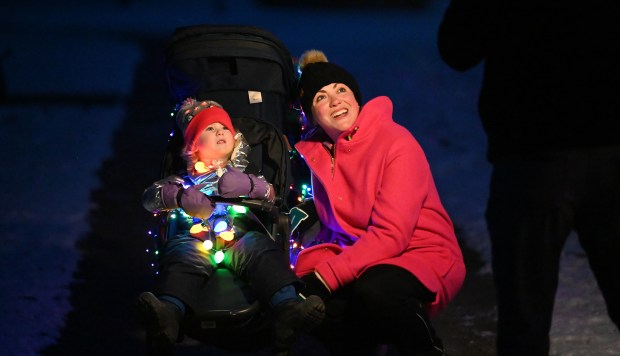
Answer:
[{"xmin": 144, "ymin": 24, "xmax": 300, "ymax": 354}]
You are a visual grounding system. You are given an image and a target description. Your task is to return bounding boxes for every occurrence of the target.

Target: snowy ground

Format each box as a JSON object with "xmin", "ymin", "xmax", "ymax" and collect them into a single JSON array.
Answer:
[{"xmin": 0, "ymin": 0, "xmax": 618, "ymax": 355}]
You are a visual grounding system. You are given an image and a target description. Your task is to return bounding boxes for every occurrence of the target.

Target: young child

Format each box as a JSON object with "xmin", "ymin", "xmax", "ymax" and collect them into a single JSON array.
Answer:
[{"xmin": 137, "ymin": 99, "xmax": 325, "ymax": 353}]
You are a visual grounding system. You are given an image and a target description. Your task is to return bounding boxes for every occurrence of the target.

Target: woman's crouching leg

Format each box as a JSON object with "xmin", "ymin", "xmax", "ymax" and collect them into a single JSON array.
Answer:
[{"xmin": 355, "ymin": 264, "xmax": 444, "ymax": 355}]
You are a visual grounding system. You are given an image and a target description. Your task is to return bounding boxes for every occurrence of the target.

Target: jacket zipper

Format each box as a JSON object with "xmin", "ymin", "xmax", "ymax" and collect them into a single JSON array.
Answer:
[{"xmin": 321, "ymin": 142, "xmax": 336, "ymax": 178}]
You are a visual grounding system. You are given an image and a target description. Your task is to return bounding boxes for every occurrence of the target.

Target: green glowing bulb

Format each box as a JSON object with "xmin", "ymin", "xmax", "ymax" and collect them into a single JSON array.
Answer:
[
  {"xmin": 214, "ymin": 250, "xmax": 225, "ymax": 264},
  {"xmin": 232, "ymin": 205, "xmax": 247, "ymax": 214}
]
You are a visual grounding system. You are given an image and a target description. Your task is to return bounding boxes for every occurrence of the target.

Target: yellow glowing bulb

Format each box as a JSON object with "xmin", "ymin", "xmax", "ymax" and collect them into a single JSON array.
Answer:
[
  {"xmin": 190, "ymin": 223, "xmax": 209, "ymax": 240},
  {"xmin": 203, "ymin": 240, "xmax": 214, "ymax": 250},
  {"xmin": 194, "ymin": 161, "xmax": 208, "ymax": 173},
  {"xmin": 190, "ymin": 224, "xmax": 204, "ymax": 234},
  {"xmin": 219, "ymin": 231, "xmax": 235, "ymax": 242}
]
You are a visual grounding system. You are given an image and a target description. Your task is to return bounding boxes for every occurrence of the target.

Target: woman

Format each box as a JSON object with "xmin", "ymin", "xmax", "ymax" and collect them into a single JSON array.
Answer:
[{"xmin": 293, "ymin": 50, "xmax": 465, "ymax": 355}]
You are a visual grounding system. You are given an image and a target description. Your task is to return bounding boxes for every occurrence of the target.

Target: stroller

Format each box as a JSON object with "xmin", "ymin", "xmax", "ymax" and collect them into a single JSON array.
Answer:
[{"xmin": 145, "ymin": 25, "xmax": 304, "ymax": 353}]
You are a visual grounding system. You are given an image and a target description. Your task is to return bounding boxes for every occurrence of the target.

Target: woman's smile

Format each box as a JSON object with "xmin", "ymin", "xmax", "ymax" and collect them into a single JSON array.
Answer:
[{"xmin": 332, "ymin": 109, "xmax": 349, "ymax": 119}]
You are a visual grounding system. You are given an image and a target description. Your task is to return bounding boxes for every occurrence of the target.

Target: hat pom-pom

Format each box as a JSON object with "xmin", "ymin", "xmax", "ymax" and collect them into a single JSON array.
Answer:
[{"xmin": 299, "ymin": 50, "xmax": 328, "ymax": 71}]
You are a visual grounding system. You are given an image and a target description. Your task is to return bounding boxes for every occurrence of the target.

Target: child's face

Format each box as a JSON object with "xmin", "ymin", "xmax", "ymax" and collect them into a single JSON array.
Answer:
[{"xmin": 195, "ymin": 122, "xmax": 235, "ymax": 164}]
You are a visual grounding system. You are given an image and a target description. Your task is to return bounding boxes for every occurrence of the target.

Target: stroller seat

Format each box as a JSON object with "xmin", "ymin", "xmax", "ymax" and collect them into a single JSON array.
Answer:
[
  {"xmin": 147, "ymin": 115, "xmax": 293, "ymax": 354},
  {"xmin": 142, "ymin": 24, "xmax": 304, "ymax": 354}
]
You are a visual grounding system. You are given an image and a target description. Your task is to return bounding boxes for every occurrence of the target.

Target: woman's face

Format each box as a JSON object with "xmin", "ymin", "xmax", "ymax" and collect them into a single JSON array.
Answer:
[
  {"xmin": 195, "ymin": 122, "xmax": 235, "ymax": 164},
  {"xmin": 311, "ymin": 83, "xmax": 360, "ymax": 142}
]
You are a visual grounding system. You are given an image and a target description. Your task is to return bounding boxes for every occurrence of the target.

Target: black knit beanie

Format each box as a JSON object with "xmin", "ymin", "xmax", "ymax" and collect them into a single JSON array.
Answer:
[{"xmin": 298, "ymin": 50, "xmax": 362, "ymax": 123}]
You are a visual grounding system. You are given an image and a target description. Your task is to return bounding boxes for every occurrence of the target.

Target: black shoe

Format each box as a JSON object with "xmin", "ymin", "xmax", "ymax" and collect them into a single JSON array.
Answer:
[
  {"xmin": 395, "ymin": 309, "xmax": 445, "ymax": 356},
  {"xmin": 136, "ymin": 292, "xmax": 182, "ymax": 351},
  {"xmin": 272, "ymin": 295, "xmax": 326, "ymax": 353}
]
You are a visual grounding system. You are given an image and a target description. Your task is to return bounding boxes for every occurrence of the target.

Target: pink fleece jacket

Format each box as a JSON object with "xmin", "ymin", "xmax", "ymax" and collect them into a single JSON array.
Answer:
[{"xmin": 294, "ymin": 96, "xmax": 465, "ymax": 317}]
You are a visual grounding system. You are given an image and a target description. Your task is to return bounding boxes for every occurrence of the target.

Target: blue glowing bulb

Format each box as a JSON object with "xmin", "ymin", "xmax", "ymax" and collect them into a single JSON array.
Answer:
[{"xmin": 213, "ymin": 220, "xmax": 228, "ymax": 233}]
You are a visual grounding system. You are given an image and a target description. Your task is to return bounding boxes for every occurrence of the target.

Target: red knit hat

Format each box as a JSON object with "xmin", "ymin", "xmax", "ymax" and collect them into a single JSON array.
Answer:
[{"xmin": 182, "ymin": 106, "xmax": 236, "ymax": 151}]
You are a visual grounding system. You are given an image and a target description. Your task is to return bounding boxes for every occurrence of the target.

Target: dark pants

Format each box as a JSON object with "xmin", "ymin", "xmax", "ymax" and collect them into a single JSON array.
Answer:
[
  {"xmin": 486, "ymin": 146, "xmax": 620, "ymax": 356},
  {"xmin": 313, "ymin": 264, "xmax": 442, "ymax": 356},
  {"xmin": 155, "ymin": 231, "xmax": 300, "ymax": 311}
]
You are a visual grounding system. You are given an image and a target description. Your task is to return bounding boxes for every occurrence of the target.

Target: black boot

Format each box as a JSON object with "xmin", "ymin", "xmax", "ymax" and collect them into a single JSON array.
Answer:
[
  {"xmin": 272, "ymin": 295, "xmax": 326, "ymax": 354},
  {"xmin": 394, "ymin": 309, "xmax": 445, "ymax": 356},
  {"xmin": 136, "ymin": 292, "xmax": 182, "ymax": 353}
]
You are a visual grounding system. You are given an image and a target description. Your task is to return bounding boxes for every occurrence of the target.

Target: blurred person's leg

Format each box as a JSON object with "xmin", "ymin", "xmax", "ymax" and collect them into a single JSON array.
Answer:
[
  {"xmin": 574, "ymin": 145, "xmax": 620, "ymax": 329},
  {"xmin": 486, "ymin": 155, "xmax": 575, "ymax": 356}
]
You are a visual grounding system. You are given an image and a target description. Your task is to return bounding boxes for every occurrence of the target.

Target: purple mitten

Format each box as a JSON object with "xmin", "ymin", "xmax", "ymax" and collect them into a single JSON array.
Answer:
[
  {"xmin": 160, "ymin": 183, "xmax": 182, "ymax": 209},
  {"xmin": 178, "ymin": 184, "xmax": 214, "ymax": 219},
  {"xmin": 161, "ymin": 183, "xmax": 214, "ymax": 219},
  {"xmin": 218, "ymin": 166, "xmax": 270, "ymax": 199}
]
